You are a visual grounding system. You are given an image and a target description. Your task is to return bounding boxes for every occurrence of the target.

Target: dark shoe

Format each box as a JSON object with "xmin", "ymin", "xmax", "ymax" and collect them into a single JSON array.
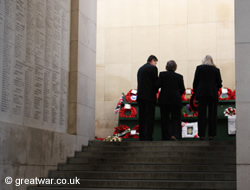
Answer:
[{"xmin": 200, "ymin": 136, "xmax": 205, "ymax": 141}]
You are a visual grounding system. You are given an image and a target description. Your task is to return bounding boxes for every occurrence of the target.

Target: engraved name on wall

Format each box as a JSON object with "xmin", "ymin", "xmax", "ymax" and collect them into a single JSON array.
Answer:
[{"xmin": 0, "ymin": 0, "xmax": 70, "ymax": 132}]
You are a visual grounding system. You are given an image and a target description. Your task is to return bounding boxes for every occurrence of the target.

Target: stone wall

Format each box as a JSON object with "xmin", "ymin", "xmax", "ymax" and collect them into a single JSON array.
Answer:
[
  {"xmin": 235, "ymin": 0, "xmax": 250, "ymax": 189},
  {"xmin": 0, "ymin": 0, "xmax": 96, "ymax": 189}
]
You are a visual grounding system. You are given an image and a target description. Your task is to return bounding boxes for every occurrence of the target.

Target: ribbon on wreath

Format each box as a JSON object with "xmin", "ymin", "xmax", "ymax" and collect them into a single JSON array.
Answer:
[{"xmin": 189, "ymin": 95, "xmax": 199, "ymax": 112}]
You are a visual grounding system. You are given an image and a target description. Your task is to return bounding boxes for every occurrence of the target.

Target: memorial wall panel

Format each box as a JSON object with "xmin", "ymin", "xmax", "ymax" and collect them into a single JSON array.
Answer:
[{"xmin": 0, "ymin": 0, "xmax": 70, "ymax": 133}]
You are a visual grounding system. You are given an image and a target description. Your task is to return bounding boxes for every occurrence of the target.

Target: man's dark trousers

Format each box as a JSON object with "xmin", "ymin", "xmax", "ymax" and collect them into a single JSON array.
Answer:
[{"xmin": 138, "ymin": 99, "xmax": 155, "ymax": 141}]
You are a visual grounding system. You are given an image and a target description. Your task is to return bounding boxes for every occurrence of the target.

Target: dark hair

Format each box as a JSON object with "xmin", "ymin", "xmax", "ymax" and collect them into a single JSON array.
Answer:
[
  {"xmin": 147, "ymin": 55, "xmax": 158, "ymax": 63},
  {"xmin": 166, "ymin": 60, "xmax": 177, "ymax": 71}
]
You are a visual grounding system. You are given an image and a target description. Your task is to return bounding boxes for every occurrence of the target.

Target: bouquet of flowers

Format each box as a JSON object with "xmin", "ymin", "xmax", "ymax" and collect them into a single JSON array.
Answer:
[
  {"xmin": 224, "ymin": 107, "xmax": 236, "ymax": 117},
  {"xmin": 104, "ymin": 134, "xmax": 122, "ymax": 142}
]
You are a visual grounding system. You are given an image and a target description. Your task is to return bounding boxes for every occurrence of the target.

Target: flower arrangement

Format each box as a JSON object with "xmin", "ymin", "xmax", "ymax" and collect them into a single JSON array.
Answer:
[
  {"xmin": 104, "ymin": 134, "xmax": 122, "ymax": 142},
  {"xmin": 113, "ymin": 124, "xmax": 139, "ymax": 139},
  {"xmin": 182, "ymin": 104, "xmax": 198, "ymax": 117},
  {"xmin": 224, "ymin": 107, "xmax": 236, "ymax": 117}
]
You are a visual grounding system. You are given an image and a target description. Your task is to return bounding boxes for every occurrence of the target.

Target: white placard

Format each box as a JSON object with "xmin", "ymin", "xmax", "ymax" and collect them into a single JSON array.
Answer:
[
  {"xmin": 131, "ymin": 89, "xmax": 137, "ymax": 94},
  {"xmin": 228, "ymin": 116, "xmax": 236, "ymax": 135},
  {"xmin": 124, "ymin": 104, "xmax": 131, "ymax": 110},
  {"xmin": 181, "ymin": 122, "xmax": 199, "ymax": 138},
  {"xmin": 222, "ymin": 88, "xmax": 228, "ymax": 94},
  {"xmin": 186, "ymin": 89, "xmax": 191, "ymax": 95},
  {"xmin": 130, "ymin": 130, "xmax": 137, "ymax": 135}
]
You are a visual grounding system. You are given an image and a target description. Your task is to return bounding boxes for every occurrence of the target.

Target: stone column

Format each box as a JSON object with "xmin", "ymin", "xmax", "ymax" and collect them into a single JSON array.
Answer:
[
  {"xmin": 235, "ymin": 0, "xmax": 250, "ymax": 189},
  {"xmin": 69, "ymin": 0, "xmax": 97, "ymax": 143}
]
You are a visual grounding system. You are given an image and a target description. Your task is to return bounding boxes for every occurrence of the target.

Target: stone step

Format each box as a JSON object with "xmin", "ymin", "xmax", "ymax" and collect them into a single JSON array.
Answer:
[
  {"xmin": 36, "ymin": 179, "xmax": 236, "ymax": 189},
  {"xmin": 75, "ymin": 150, "xmax": 236, "ymax": 158},
  {"xmin": 48, "ymin": 171, "xmax": 236, "ymax": 181},
  {"xmin": 88, "ymin": 140, "xmax": 236, "ymax": 147},
  {"xmin": 28, "ymin": 140, "xmax": 236, "ymax": 190},
  {"xmin": 58, "ymin": 163, "xmax": 236, "ymax": 172},
  {"xmin": 82, "ymin": 146, "xmax": 236, "ymax": 152},
  {"xmin": 67, "ymin": 157, "xmax": 236, "ymax": 165},
  {"xmin": 28, "ymin": 187, "xmax": 223, "ymax": 190}
]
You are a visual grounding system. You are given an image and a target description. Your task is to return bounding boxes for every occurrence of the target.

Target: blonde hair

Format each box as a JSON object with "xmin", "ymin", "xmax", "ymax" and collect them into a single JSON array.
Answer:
[{"xmin": 202, "ymin": 55, "xmax": 216, "ymax": 67}]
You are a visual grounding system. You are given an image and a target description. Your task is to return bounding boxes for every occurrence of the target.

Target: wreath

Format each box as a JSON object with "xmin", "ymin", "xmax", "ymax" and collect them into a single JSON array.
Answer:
[
  {"xmin": 231, "ymin": 90, "xmax": 236, "ymax": 100},
  {"xmin": 218, "ymin": 88, "xmax": 233, "ymax": 100},
  {"xmin": 113, "ymin": 124, "xmax": 139, "ymax": 138},
  {"xmin": 119, "ymin": 106, "xmax": 137, "ymax": 118},
  {"xmin": 125, "ymin": 89, "xmax": 137, "ymax": 103}
]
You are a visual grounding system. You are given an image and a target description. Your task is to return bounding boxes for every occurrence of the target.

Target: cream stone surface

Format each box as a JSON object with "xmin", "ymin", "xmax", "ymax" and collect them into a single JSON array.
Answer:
[
  {"xmin": 216, "ymin": 0, "xmax": 234, "ymax": 22},
  {"xmin": 160, "ymin": 25, "xmax": 188, "ymax": 61},
  {"xmin": 217, "ymin": 22, "xmax": 235, "ymax": 60},
  {"xmin": 96, "ymin": 65, "xmax": 105, "ymax": 101},
  {"xmin": 132, "ymin": 0, "xmax": 160, "ymax": 26},
  {"xmin": 69, "ymin": 0, "xmax": 96, "ymax": 137},
  {"xmin": 96, "ymin": 28, "xmax": 105, "ymax": 64},
  {"xmin": 95, "ymin": 101, "xmax": 105, "ymax": 121},
  {"xmin": 188, "ymin": 0, "xmax": 216, "ymax": 24},
  {"xmin": 106, "ymin": 0, "xmax": 132, "ymax": 27},
  {"xmin": 104, "ymin": 63, "xmax": 132, "ymax": 92},
  {"xmin": 105, "ymin": 27, "xmax": 132, "ymax": 64},
  {"xmin": 131, "ymin": 62, "xmax": 144, "ymax": 89},
  {"xmin": 216, "ymin": 60, "xmax": 235, "ymax": 90},
  {"xmin": 188, "ymin": 23, "xmax": 217, "ymax": 60},
  {"xmin": 104, "ymin": 83, "xmax": 121, "ymax": 101},
  {"xmin": 96, "ymin": 0, "xmax": 235, "ymax": 138},
  {"xmin": 160, "ymin": 0, "xmax": 187, "ymax": 25},
  {"xmin": 105, "ymin": 101, "xmax": 120, "ymax": 120},
  {"xmin": 174, "ymin": 60, "xmax": 188, "ymax": 87},
  {"xmin": 97, "ymin": 0, "xmax": 106, "ymax": 28},
  {"xmin": 132, "ymin": 26, "xmax": 160, "ymax": 63},
  {"xmin": 187, "ymin": 60, "xmax": 200, "ymax": 88}
]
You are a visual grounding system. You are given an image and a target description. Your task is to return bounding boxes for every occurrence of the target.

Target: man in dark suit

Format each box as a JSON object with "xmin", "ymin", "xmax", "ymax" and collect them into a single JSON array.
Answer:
[
  {"xmin": 137, "ymin": 55, "xmax": 159, "ymax": 141},
  {"xmin": 193, "ymin": 55, "xmax": 222, "ymax": 140},
  {"xmin": 156, "ymin": 60, "xmax": 185, "ymax": 140}
]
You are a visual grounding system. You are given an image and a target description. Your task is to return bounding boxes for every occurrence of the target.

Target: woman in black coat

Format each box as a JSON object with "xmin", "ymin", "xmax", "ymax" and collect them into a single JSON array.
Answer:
[
  {"xmin": 156, "ymin": 60, "xmax": 185, "ymax": 140},
  {"xmin": 193, "ymin": 55, "xmax": 222, "ymax": 141}
]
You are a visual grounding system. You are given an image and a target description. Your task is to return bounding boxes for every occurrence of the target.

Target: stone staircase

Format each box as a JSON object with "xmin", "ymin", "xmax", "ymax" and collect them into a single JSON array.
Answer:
[{"xmin": 28, "ymin": 140, "xmax": 236, "ymax": 190}]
